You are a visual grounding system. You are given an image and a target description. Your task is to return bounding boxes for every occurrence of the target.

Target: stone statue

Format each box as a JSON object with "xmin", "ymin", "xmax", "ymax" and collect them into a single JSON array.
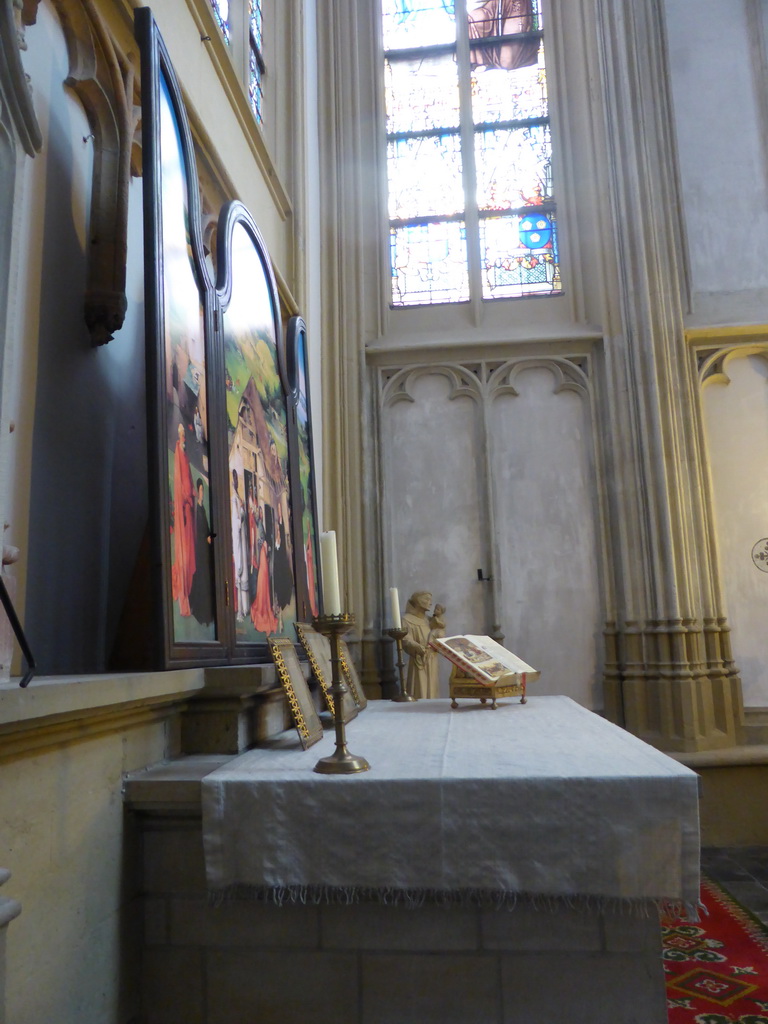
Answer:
[{"xmin": 402, "ymin": 590, "xmax": 442, "ymax": 699}]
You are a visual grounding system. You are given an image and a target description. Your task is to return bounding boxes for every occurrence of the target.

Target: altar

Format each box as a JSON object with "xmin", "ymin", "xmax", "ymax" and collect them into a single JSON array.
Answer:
[
  {"xmin": 128, "ymin": 696, "xmax": 700, "ymax": 1023},
  {"xmin": 203, "ymin": 696, "xmax": 699, "ymax": 910}
]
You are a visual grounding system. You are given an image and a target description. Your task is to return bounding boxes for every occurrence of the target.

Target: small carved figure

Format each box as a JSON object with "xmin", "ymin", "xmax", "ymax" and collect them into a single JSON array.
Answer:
[
  {"xmin": 429, "ymin": 603, "xmax": 446, "ymax": 637},
  {"xmin": 402, "ymin": 590, "xmax": 442, "ymax": 699}
]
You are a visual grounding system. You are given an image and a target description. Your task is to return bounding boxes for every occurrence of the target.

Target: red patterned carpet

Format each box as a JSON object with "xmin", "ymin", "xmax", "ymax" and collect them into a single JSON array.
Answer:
[{"xmin": 664, "ymin": 877, "xmax": 768, "ymax": 1023}]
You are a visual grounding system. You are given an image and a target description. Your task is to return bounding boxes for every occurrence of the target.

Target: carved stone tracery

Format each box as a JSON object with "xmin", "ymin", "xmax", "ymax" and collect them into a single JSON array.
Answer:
[
  {"xmin": 45, "ymin": 0, "xmax": 138, "ymax": 345},
  {"xmin": 1, "ymin": 0, "xmax": 42, "ymax": 155}
]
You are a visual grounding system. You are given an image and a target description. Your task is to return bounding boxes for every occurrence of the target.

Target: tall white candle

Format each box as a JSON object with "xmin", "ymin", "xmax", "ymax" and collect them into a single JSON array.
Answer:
[
  {"xmin": 389, "ymin": 587, "xmax": 401, "ymax": 629},
  {"xmin": 320, "ymin": 531, "xmax": 341, "ymax": 615}
]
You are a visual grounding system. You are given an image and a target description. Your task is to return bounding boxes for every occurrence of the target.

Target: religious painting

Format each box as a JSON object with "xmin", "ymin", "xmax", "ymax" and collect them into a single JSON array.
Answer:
[
  {"xmin": 137, "ymin": 11, "xmax": 313, "ymax": 669},
  {"xmin": 137, "ymin": 10, "xmax": 223, "ymax": 665},
  {"xmin": 286, "ymin": 317, "xmax": 322, "ymax": 622},
  {"xmin": 295, "ymin": 622, "xmax": 358, "ymax": 723},
  {"xmin": 216, "ymin": 203, "xmax": 297, "ymax": 648},
  {"xmin": 268, "ymin": 637, "xmax": 323, "ymax": 749}
]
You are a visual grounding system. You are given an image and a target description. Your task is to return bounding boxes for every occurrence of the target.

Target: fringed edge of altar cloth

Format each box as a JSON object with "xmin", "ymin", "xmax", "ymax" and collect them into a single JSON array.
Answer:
[{"xmin": 207, "ymin": 885, "xmax": 699, "ymax": 921}]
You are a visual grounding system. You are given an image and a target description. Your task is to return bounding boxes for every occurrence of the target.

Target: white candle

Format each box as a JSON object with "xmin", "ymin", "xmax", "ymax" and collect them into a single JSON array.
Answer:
[
  {"xmin": 389, "ymin": 587, "xmax": 401, "ymax": 629},
  {"xmin": 320, "ymin": 531, "xmax": 341, "ymax": 615}
]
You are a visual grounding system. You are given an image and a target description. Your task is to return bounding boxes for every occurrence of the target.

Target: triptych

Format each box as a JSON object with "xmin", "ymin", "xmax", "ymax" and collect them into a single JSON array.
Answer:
[{"xmin": 137, "ymin": 10, "xmax": 321, "ymax": 667}]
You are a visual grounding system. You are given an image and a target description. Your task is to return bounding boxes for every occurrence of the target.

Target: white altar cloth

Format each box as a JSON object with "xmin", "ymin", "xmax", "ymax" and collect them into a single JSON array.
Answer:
[{"xmin": 202, "ymin": 696, "xmax": 700, "ymax": 911}]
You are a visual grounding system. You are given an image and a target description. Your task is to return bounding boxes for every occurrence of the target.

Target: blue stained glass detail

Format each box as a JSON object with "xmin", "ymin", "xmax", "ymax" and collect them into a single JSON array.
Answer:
[
  {"xmin": 382, "ymin": 0, "xmax": 456, "ymax": 50},
  {"xmin": 519, "ymin": 212, "xmax": 551, "ymax": 248},
  {"xmin": 479, "ymin": 213, "xmax": 561, "ymax": 299},
  {"xmin": 209, "ymin": 0, "xmax": 230, "ymax": 43},
  {"xmin": 391, "ymin": 221, "xmax": 469, "ymax": 305},
  {"xmin": 250, "ymin": 0, "xmax": 262, "ymax": 49}
]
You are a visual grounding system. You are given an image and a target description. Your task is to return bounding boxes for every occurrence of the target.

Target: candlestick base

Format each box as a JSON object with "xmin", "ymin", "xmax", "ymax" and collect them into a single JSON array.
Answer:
[
  {"xmin": 386, "ymin": 626, "xmax": 418, "ymax": 702},
  {"xmin": 312, "ymin": 612, "xmax": 371, "ymax": 775},
  {"xmin": 313, "ymin": 749, "xmax": 371, "ymax": 774}
]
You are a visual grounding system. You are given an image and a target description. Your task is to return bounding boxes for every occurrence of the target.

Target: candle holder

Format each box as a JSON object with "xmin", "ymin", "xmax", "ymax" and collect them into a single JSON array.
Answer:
[
  {"xmin": 312, "ymin": 613, "xmax": 370, "ymax": 774},
  {"xmin": 387, "ymin": 627, "xmax": 417, "ymax": 702}
]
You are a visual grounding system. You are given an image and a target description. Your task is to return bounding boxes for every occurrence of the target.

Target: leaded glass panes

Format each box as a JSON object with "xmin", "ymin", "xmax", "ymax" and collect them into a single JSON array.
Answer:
[
  {"xmin": 382, "ymin": 0, "xmax": 456, "ymax": 50},
  {"xmin": 470, "ymin": 47, "xmax": 547, "ymax": 124},
  {"xmin": 388, "ymin": 135, "xmax": 464, "ymax": 220},
  {"xmin": 391, "ymin": 221, "xmax": 470, "ymax": 305},
  {"xmin": 250, "ymin": 0, "xmax": 262, "ymax": 50},
  {"xmin": 209, "ymin": 0, "xmax": 230, "ymax": 43},
  {"xmin": 383, "ymin": 0, "xmax": 561, "ymax": 306},
  {"xmin": 479, "ymin": 212, "xmax": 559, "ymax": 299},
  {"xmin": 474, "ymin": 124, "xmax": 552, "ymax": 212},
  {"xmin": 467, "ymin": 0, "xmax": 542, "ymax": 70},
  {"xmin": 467, "ymin": 0, "xmax": 542, "ymax": 35},
  {"xmin": 249, "ymin": 47, "xmax": 263, "ymax": 123},
  {"xmin": 249, "ymin": 0, "xmax": 264, "ymax": 124},
  {"xmin": 385, "ymin": 55, "xmax": 460, "ymax": 135}
]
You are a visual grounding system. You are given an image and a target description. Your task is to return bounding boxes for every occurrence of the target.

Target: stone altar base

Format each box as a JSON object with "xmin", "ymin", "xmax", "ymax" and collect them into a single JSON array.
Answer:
[{"xmin": 131, "ymin": 811, "xmax": 668, "ymax": 1024}]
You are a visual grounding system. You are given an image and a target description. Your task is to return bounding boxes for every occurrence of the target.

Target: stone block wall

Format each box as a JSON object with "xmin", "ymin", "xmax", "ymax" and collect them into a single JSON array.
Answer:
[{"xmin": 138, "ymin": 818, "xmax": 668, "ymax": 1024}]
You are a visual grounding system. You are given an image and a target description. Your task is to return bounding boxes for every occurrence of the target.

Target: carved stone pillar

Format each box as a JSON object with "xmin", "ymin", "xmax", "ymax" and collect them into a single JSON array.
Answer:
[
  {"xmin": 596, "ymin": 0, "xmax": 743, "ymax": 751},
  {"xmin": 316, "ymin": 0, "xmax": 385, "ymax": 697},
  {"xmin": 0, "ymin": 870, "xmax": 21, "ymax": 1024}
]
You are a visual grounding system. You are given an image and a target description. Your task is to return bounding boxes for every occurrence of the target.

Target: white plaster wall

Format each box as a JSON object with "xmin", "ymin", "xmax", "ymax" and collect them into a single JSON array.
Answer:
[
  {"xmin": 381, "ymin": 365, "xmax": 602, "ymax": 704},
  {"xmin": 701, "ymin": 354, "xmax": 768, "ymax": 706},
  {"xmin": 491, "ymin": 368, "xmax": 601, "ymax": 708},
  {"xmin": 665, "ymin": 0, "xmax": 768, "ymax": 325},
  {"xmin": 382, "ymin": 371, "xmax": 487, "ymax": 693}
]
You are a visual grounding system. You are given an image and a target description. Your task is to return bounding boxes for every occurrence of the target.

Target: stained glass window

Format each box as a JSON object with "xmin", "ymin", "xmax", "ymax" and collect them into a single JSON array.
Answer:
[
  {"xmin": 383, "ymin": 0, "xmax": 561, "ymax": 306},
  {"xmin": 249, "ymin": 0, "xmax": 265, "ymax": 124},
  {"xmin": 209, "ymin": 0, "xmax": 230, "ymax": 43}
]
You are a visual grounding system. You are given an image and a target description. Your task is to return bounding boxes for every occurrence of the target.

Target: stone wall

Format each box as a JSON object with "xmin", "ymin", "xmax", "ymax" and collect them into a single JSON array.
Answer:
[
  {"xmin": 134, "ymin": 806, "xmax": 667, "ymax": 1024},
  {"xmin": 0, "ymin": 671, "xmax": 203, "ymax": 1024}
]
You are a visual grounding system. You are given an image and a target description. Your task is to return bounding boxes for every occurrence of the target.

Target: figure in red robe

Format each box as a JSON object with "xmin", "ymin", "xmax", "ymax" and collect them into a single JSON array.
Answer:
[
  {"xmin": 171, "ymin": 422, "xmax": 196, "ymax": 616},
  {"xmin": 250, "ymin": 505, "xmax": 278, "ymax": 634}
]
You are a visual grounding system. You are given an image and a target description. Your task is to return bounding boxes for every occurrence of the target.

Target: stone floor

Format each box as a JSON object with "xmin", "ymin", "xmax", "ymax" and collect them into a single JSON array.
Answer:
[{"xmin": 701, "ymin": 846, "xmax": 768, "ymax": 926}]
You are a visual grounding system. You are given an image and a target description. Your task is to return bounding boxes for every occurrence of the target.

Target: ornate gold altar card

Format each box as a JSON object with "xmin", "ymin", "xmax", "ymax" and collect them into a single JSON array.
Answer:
[
  {"xmin": 268, "ymin": 637, "xmax": 323, "ymax": 749},
  {"xmin": 294, "ymin": 623, "xmax": 358, "ymax": 722},
  {"xmin": 338, "ymin": 638, "xmax": 367, "ymax": 709},
  {"xmin": 431, "ymin": 634, "xmax": 540, "ymax": 687}
]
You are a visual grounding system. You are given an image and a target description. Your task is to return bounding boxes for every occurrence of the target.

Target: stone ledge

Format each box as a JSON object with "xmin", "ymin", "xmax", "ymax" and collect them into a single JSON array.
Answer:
[
  {"xmin": 124, "ymin": 755, "xmax": 235, "ymax": 814},
  {"xmin": 669, "ymin": 743, "xmax": 768, "ymax": 769},
  {"xmin": 0, "ymin": 669, "xmax": 206, "ymax": 727}
]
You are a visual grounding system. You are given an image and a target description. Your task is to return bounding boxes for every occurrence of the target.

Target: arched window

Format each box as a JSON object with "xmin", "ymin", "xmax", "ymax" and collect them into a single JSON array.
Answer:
[
  {"xmin": 383, "ymin": 0, "xmax": 560, "ymax": 307},
  {"xmin": 207, "ymin": 0, "xmax": 265, "ymax": 124}
]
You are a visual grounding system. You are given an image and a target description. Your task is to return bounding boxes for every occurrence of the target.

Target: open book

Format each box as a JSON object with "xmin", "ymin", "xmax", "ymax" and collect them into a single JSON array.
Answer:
[{"xmin": 431, "ymin": 634, "xmax": 540, "ymax": 687}]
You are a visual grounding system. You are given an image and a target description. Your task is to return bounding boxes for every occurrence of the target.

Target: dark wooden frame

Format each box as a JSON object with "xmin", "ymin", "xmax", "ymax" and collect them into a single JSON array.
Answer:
[
  {"xmin": 285, "ymin": 316, "xmax": 323, "ymax": 621},
  {"xmin": 215, "ymin": 200, "xmax": 298, "ymax": 658},
  {"xmin": 137, "ymin": 8, "xmax": 227, "ymax": 667},
  {"xmin": 137, "ymin": 10, "xmax": 308, "ymax": 668}
]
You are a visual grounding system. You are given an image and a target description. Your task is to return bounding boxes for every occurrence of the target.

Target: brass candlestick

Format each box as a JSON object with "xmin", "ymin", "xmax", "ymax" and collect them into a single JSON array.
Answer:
[
  {"xmin": 313, "ymin": 613, "xmax": 370, "ymax": 774},
  {"xmin": 387, "ymin": 627, "xmax": 417, "ymax": 702}
]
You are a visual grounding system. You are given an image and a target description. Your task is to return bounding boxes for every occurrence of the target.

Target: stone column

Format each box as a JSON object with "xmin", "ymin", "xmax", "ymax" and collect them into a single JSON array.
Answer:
[
  {"xmin": 315, "ymin": 0, "xmax": 386, "ymax": 697},
  {"xmin": 595, "ymin": 0, "xmax": 743, "ymax": 751},
  {"xmin": 0, "ymin": 870, "xmax": 21, "ymax": 1024}
]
